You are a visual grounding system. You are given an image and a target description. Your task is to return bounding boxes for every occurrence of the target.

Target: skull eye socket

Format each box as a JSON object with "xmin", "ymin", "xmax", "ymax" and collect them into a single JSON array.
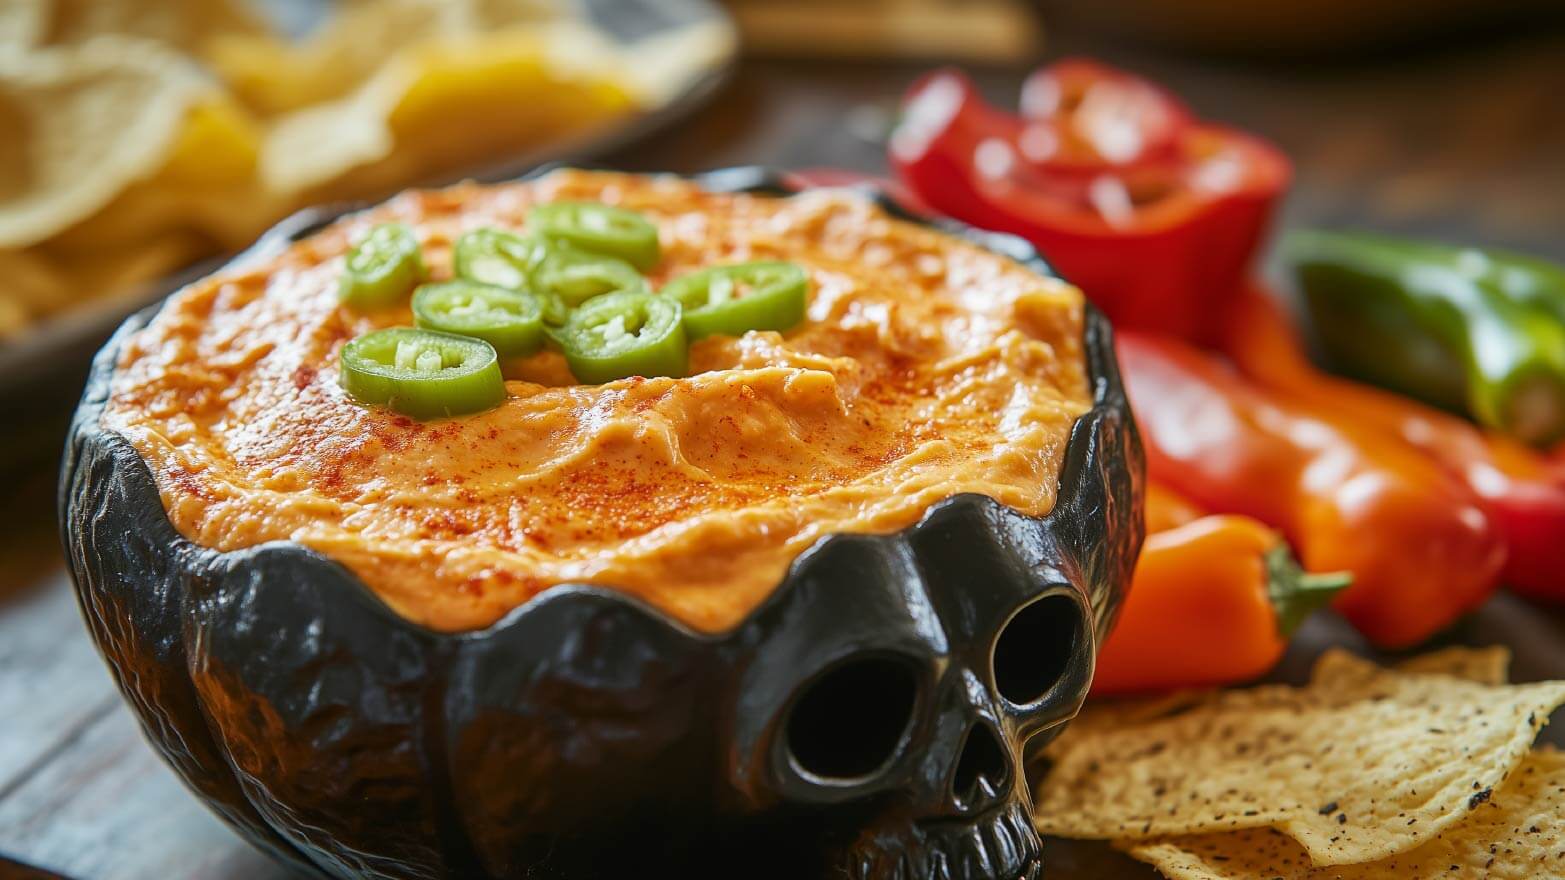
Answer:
[
  {"xmin": 992, "ymin": 592, "xmax": 1084, "ymax": 707},
  {"xmin": 785, "ymin": 655, "xmax": 918, "ymax": 782}
]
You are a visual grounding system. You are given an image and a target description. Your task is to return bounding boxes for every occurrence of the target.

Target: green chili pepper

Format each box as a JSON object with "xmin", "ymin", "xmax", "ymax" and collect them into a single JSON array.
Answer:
[
  {"xmin": 452, "ymin": 228, "xmax": 549, "ymax": 291},
  {"xmin": 557, "ymin": 291, "xmax": 687, "ymax": 384},
  {"xmin": 661, "ymin": 261, "xmax": 809, "ymax": 341},
  {"xmin": 412, "ymin": 281, "xmax": 545, "ymax": 357},
  {"xmin": 339, "ymin": 223, "xmax": 425, "ymax": 310},
  {"xmin": 1287, "ymin": 229, "xmax": 1565, "ymax": 446},
  {"xmin": 532, "ymin": 247, "xmax": 649, "ymax": 308},
  {"xmin": 528, "ymin": 202, "xmax": 660, "ymax": 271},
  {"xmin": 339, "ymin": 327, "xmax": 505, "ymax": 420},
  {"xmin": 1478, "ymin": 248, "xmax": 1565, "ymax": 328}
]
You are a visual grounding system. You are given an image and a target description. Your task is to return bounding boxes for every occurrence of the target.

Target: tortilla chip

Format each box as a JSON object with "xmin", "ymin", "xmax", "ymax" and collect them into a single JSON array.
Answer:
[
  {"xmin": 0, "ymin": 35, "xmax": 208, "ymax": 247},
  {"xmin": 1198, "ymin": 648, "xmax": 1514, "ymax": 712},
  {"xmin": 1120, "ymin": 750, "xmax": 1565, "ymax": 879},
  {"xmin": 1, "ymin": 0, "xmax": 734, "ymax": 336},
  {"xmin": 20, "ymin": 0, "xmax": 268, "ymax": 55},
  {"xmin": 246, "ymin": 0, "xmax": 734, "ymax": 197},
  {"xmin": 0, "ymin": 3, "xmax": 45, "ymax": 48},
  {"xmin": 1034, "ymin": 651, "xmax": 1565, "ymax": 866},
  {"xmin": 1393, "ymin": 646, "xmax": 1510, "ymax": 687},
  {"xmin": 1, "ymin": 231, "xmax": 203, "ymax": 325},
  {"xmin": 1038, "ymin": 689, "xmax": 1214, "ymax": 763},
  {"xmin": 47, "ymin": 95, "xmax": 275, "ymax": 253},
  {"xmin": 209, "ymin": 0, "xmax": 562, "ymax": 114},
  {"xmin": 65, "ymin": 231, "xmax": 207, "ymax": 300},
  {"xmin": 258, "ymin": 22, "xmax": 635, "ymax": 197},
  {"xmin": 1049, "ymin": 647, "xmax": 1514, "ymax": 764}
]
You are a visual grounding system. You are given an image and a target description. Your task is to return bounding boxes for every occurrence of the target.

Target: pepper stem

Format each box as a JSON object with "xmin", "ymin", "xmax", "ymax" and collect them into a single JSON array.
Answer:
[{"xmin": 1265, "ymin": 544, "xmax": 1352, "ymax": 638}]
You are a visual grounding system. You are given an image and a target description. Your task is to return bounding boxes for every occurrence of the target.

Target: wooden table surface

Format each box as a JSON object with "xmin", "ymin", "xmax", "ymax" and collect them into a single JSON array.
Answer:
[{"xmin": 4, "ymin": 24, "xmax": 1565, "ymax": 880}]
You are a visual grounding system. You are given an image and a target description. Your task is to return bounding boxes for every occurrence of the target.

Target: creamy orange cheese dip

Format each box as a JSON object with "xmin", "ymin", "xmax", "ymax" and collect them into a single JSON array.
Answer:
[{"xmin": 104, "ymin": 170, "xmax": 1091, "ymax": 633}]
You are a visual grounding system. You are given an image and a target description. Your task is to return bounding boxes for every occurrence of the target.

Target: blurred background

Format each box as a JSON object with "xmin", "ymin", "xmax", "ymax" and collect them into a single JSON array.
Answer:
[{"xmin": 3, "ymin": 1, "xmax": 1565, "ymax": 877}]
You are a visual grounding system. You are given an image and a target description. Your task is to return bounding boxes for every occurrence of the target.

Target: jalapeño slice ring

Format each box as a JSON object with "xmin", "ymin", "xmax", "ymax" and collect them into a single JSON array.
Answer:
[
  {"xmin": 412, "ymin": 280, "xmax": 545, "ymax": 357},
  {"xmin": 339, "ymin": 223, "xmax": 426, "ymax": 310},
  {"xmin": 528, "ymin": 201, "xmax": 661, "ymax": 271},
  {"xmin": 532, "ymin": 247, "xmax": 650, "ymax": 308},
  {"xmin": 339, "ymin": 327, "xmax": 505, "ymax": 419},
  {"xmin": 557, "ymin": 291, "xmax": 687, "ymax": 384},
  {"xmin": 452, "ymin": 227, "xmax": 549, "ymax": 291},
  {"xmin": 661, "ymin": 261, "xmax": 809, "ymax": 341}
]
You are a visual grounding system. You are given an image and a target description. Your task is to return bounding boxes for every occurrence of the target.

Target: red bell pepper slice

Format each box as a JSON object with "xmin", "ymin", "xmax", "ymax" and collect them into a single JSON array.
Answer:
[
  {"xmin": 1016, "ymin": 57, "xmax": 1191, "ymax": 175},
  {"xmin": 889, "ymin": 71, "xmax": 1026, "ymax": 234},
  {"xmin": 890, "ymin": 63, "xmax": 1291, "ymax": 344}
]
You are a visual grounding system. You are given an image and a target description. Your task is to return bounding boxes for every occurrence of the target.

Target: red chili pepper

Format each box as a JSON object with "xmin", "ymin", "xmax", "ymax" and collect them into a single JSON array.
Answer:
[
  {"xmin": 889, "ymin": 63, "xmax": 1290, "ymax": 343},
  {"xmin": 1225, "ymin": 285, "xmax": 1565, "ymax": 602},
  {"xmin": 1118, "ymin": 331, "xmax": 1505, "ymax": 648}
]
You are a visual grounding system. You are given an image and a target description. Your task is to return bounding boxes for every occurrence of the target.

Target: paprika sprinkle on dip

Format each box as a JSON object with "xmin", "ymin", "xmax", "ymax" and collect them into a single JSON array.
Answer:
[{"xmin": 102, "ymin": 170, "xmax": 1091, "ymax": 633}]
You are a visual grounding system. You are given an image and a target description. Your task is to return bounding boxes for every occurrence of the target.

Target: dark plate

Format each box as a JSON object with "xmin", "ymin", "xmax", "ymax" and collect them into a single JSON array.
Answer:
[{"xmin": 0, "ymin": 0, "xmax": 734, "ymax": 468}]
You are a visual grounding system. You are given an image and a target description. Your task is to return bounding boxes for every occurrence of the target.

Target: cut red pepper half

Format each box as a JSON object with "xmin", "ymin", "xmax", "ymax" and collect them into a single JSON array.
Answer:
[
  {"xmin": 1016, "ymin": 57, "xmax": 1191, "ymax": 175},
  {"xmin": 890, "ymin": 63, "xmax": 1290, "ymax": 343}
]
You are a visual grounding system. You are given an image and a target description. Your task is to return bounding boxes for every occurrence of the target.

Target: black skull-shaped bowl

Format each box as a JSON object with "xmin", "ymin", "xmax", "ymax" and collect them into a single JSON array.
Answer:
[{"xmin": 59, "ymin": 168, "xmax": 1144, "ymax": 880}]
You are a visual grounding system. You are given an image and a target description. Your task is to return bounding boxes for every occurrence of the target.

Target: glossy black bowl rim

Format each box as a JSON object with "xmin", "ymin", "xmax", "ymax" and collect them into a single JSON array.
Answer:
[{"xmin": 61, "ymin": 164, "xmax": 1129, "ymax": 646}]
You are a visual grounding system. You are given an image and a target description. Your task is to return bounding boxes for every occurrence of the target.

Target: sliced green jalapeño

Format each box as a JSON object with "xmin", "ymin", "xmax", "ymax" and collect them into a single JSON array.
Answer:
[
  {"xmin": 339, "ymin": 223, "xmax": 425, "ymax": 310},
  {"xmin": 528, "ymin": 202, "xmax": 660, "ymax": 271},
  {"xmin": 661, "ymin": 261, "xmax": 809, "ymax": 341},
  {"xmin": 532, "ymin": 247, "xmax": 649, "ymax": 308},
  {"xmin": 411, "ymin": 281, "xmax": 545, "ymax": 357},
  {"xmin": 452, "ymin": 227, "xmax": 548, "ymax": 291},
  {"xmin": 558, "ymin": 291, "xmax": 687, "ymax": 384},
  {"xmin": 339, "ymin": 327, "xmax": 505, "ymax": 420}
]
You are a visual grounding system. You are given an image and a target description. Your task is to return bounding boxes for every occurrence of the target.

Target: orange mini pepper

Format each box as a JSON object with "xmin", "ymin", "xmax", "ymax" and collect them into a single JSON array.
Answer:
[
  {"xmin": 1223, "ymin": 286, "xmax": 1565, "ymax": 602},
  {"xmin": 1119, "ymin": 331, "xmax": 1506, "ymax": 648},
  {"xmin": 1094, "ymin": 487, "xmax": 1348, "ymax": 696}
]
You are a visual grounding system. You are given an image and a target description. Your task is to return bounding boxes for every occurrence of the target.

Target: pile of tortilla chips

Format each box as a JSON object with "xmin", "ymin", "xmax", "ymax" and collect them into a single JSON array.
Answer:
[
  {"xmin": 1035, "ymin": 647, "xmax": 1565, "ymax": 878},
  {"xmin": 0, "ymin": 0, "xmax": 735, "ymax": 337}
]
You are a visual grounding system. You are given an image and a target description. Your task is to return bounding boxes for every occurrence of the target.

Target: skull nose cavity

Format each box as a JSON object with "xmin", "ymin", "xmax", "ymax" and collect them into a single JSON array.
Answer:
[
  {"xmin": 785, "ymin": 656, "xmax": 918, "ymax": 783},
  {"xmin": 992, "ymin": 592, "xmax": 1085, "ymax": 708},
  {"xmin": 950, "ymin": 722, "xmax": 1011, "ymax": 812}
]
